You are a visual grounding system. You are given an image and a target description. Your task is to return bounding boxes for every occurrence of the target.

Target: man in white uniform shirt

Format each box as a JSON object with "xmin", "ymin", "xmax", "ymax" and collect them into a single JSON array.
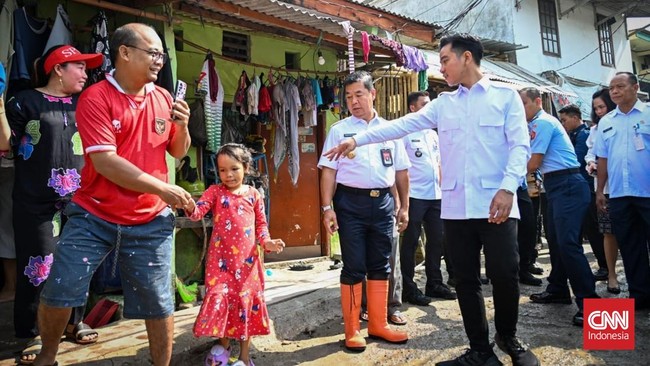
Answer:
[
  {"xmin": 324, "ymin": 34, "xmax": 539, "ymax": 366},
  {"xmin": 400, "ymin": 91, "xmax": 456, "ymax": 305},
  {"xmin": 318, "ymin": 71, "xmax": 410, "ymax": 352}
]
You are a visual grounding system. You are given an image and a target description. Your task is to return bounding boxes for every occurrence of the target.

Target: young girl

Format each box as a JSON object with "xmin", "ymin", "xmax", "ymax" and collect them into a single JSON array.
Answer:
[{"xmin": 185, "ymin": 143, "xmax": 285, "ymax": 366}]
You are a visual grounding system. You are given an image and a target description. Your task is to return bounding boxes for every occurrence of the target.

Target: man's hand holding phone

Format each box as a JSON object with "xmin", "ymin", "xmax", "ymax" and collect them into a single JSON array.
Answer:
[{"xmin": 171, "ymin": 80, "xmax": 190, "ymax": 127}]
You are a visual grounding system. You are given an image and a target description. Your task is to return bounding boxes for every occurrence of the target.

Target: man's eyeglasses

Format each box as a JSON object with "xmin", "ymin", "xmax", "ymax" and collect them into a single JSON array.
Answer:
[{"xmin": 125, "ymin": 45, "xmax": 168, "ymax": 64}]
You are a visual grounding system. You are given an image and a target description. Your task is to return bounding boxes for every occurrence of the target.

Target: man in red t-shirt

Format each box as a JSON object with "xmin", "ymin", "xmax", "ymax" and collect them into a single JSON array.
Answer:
[{"xmin": 36, "ymin": 23, "xmax": 192, "ymax": 366}]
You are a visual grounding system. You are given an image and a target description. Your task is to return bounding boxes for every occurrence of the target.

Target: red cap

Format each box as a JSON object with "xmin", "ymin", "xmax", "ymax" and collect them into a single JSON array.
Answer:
[{"xmin": 44, "ymin": 46, "xmax": 104, "ymax": 74}]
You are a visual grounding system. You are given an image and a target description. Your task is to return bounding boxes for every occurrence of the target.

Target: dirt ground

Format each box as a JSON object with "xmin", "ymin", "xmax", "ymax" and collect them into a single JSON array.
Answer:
[
  {"xmin": 175, "ymin": 247, "xmax": 649, "ymax": 366},
  {"xmin": 1, "ymin": 245, "xmax": 648, "ymax": 366}
]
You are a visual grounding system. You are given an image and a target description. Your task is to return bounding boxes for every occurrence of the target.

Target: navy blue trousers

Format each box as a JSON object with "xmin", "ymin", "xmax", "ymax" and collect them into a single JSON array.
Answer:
[
  {"xmin": 544, "ymin": 173, "xmax": 596, "ymax": 309},
  {"xmin": 334, "ymin": 189, "xmax": 394, "ymax": 285}
]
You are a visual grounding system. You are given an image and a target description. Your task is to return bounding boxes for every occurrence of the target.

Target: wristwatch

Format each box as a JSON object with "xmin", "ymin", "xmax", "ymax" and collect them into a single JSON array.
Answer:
[{"xmin": 321, "ymin": 205, "xmax": 332, "ymax": 213}]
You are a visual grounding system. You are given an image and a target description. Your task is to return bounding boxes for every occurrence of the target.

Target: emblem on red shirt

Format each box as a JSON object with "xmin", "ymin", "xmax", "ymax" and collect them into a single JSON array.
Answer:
[{"xmin": 155, "ymin": 118, "xmax": 166, "ymax": 135}]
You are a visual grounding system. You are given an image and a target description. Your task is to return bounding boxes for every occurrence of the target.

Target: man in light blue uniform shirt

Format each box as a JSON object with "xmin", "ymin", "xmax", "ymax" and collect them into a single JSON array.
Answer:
[
  {"xmin": 324, "ymin": 34, "xmax": 539, "ymax": 366},
  {"xmin": 318, "ymin": 71, "xmax": 410, "ymax": 352},
  {"xmin": 400, "ymin": 91, "xmax": 456, "ymax": 305},
  {"xmin": 594, "ymin": 72, "xmax": 650, "ymax": 310},
  {"xmin": 520, "ymin": 88, "xmax": 597, "ymax": 327}
]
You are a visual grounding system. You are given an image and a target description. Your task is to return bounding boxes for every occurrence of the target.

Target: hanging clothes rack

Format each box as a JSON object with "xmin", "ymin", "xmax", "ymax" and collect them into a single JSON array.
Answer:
[{"xmin": 175, "ymin": 35, "xmax": 343, "ymax": 77}]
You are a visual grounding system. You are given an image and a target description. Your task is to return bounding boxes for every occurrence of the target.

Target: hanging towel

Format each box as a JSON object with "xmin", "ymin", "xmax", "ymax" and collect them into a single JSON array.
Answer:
[
  {"xmin": 402, "ymin": 45, "xmax": 429, "ymax": 72},
  {"xmin": 341, "ymin": 21, "xmax": 355, "ymax": 73},
  {"xmin": 361, "ymin": 31, "xmax": 370, "ymax": 63}
]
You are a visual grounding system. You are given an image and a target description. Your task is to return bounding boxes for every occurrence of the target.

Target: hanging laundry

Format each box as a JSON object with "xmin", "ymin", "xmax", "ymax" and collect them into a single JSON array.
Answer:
[
  {"xmin": 284, "ymin": 80, "xmax": 301, "ymax": 186},
  {"xmin": 0, "ymin": 0, "xmax": 18, "ymax": 78},
  {"xmin": 88, "ymin": 10, "xmax": 112, "ymax": 85},
  {"xmin": 301, "ymin": 79, "xmax": 317, "ymax": 127},
  {"xmin": 341, "ymin": 21, "xmax": 355, "ymax": 73},
  {"xmin": 402, "ymin": 45, "xmax": 428, "ymax": 72},
  {"xmin": 247, "ymin": 73, "xmax": 261, "ymax": 116},
  {"xmin": 369, "ymin": 34, "xmax": 406, "ymax": 67},
  {"xmin": 361, "ymin": 31, "xmax": 370, "ymax": 63},
  {"xmin": 258, "ymin": 73, "xmax": 271, "ymax": 124},
  {"xmin": 271, "ymin": 77, "xmax": 287, "ymax": 177},
  {"xmin": 311, "ymin": 78, "xmax": 323, "ymax": 107},
  {"xmin": 418, "ymin": 70, "xmax": 428, "ymax": 91},
  {"xmin": 44, "ymin": 4, "xmax": 72, "ymax": 52},
  {"xmin": 233, "ymin": 70, "xmax": 250, "ymax": 116},
  {"xmin": 9, "ymin": 7, "xmax": 50, "ymax": 97},
  {"xmin": 198, "ymin": 54, "xmax": 224, "ymax": 153}
]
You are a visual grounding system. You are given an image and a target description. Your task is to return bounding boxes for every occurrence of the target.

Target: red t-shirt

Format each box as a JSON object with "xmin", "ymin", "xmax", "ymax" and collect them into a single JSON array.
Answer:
[{"xmin": 73, "ymin": 76, "xmax": 177, "ymax": 225}]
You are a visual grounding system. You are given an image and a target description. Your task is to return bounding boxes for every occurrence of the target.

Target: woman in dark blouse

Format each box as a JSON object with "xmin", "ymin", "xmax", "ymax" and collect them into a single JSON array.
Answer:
[{"xmin": 5, "ymin": 45, "xmax": 102, "ymax": 364}]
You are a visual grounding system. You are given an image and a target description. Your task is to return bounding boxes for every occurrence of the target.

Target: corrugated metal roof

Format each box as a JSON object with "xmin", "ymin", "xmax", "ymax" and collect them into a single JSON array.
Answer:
[
  {"xmin": 423, "ymin": 50, "xmax": 576, "ymax": 97},
  {"xmin": 350, "ymin": 0, "xmax": 443, "ymax": 27}
]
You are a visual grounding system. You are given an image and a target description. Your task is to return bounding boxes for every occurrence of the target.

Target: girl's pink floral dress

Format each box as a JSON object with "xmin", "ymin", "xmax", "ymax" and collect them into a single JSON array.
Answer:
[{"xmin": 189, "ymin": 183, "xmax": 270, "ymax": 340}]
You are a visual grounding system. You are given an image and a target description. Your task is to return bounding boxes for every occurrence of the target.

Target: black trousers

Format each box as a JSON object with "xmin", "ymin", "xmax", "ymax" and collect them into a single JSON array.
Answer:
[
  {"xmin": 401, "ymin": 198, "xmax": 449, "ymax": 296},
  {"xmin": 517, "ymin": 187, "xmax": 536, "ymax": 270},
  {"xmin": 445, "ymin": 219, "xmax": 520, "ymax": 352},
  {"xmin": 609, "ymin": 196, "xmax": 650, "ymax": 308}
]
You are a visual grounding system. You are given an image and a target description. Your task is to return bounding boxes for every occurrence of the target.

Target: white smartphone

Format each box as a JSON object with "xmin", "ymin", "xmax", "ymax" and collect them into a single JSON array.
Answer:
[{"xmin": 174, "ymin": 79, "xmax": 187, "ymax": 102}]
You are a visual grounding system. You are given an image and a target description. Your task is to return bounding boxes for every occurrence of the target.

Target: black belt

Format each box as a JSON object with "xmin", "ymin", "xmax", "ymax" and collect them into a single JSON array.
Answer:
[
  {"xmin": 544, "ymin": 167, "xmax": 580, "ymax": 178},
  {"xmin": 337, "ymin": 184, "xmax": 390, "ymax": 198}
]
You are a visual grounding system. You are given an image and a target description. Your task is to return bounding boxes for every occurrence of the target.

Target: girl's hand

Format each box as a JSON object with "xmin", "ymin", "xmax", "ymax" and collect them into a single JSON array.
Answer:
[
  {"xmin": 183, "ymin": 198, "xmax": 196, "ymax": 214},
  {"xmin": 264, "ymin": 238, "xmax": 285, "ymax": 254}
]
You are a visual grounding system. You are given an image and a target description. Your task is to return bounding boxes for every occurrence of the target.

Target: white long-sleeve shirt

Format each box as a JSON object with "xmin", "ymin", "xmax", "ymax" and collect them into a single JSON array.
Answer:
[{"xmin": 353, "ymin": 77, "xmax": 530, "ymax": 220}]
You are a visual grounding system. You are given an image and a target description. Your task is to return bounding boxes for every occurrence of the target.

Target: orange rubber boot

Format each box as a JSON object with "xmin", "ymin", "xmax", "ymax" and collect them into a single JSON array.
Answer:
[
  {"xmin": 367, "ymin": 279, "xmax": 408, "ymax": 344},
  {"xmin": 340, "ymin": 283, "xmax": 367, "ymax": 352}
]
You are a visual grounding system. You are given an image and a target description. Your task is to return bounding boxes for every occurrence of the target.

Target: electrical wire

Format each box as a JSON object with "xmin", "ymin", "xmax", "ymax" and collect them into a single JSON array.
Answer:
[
  {"xmin": 468, "ymin": 0, "xmax": 490, "ymax": 33},
  {"xmin": 556, "ymin": 1, "xmax": 640, "ymax": 72}
]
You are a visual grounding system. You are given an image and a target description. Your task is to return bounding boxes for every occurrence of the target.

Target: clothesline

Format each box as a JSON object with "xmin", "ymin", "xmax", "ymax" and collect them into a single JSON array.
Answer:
[{"xmin": 175, "ymin": 35, "xmax": 344, "ymax": 77}]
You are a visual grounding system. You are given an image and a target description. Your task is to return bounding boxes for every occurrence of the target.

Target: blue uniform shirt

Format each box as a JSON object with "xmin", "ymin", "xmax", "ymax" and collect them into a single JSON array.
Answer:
[
  {"xmin": 594, "ymin": 100, "xmax": 650, "ymax": 199},
  {"xmin": 353, "ymin": 77, "xmax": 530, "ymax": 220},
  {"xmin": 528, "ymin": 110, "xmax": 580, "ymax": 174}
]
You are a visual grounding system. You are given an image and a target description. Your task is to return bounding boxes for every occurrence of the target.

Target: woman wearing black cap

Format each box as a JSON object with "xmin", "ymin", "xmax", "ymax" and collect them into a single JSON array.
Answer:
[{"xmin": 4, "ymin": 44, "xmax": 102, "ymax": 365}]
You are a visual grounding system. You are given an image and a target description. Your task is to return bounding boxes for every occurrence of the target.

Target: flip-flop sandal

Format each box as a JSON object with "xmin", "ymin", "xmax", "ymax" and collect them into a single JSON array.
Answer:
[
  {"xmin": 388, "ymin": 311, "xmax": 408, "ymax": 326},
  {"xmin": 289, "ymin": 262, "xmax": 314, "ymax": 271},
  {"xmin": 65, "ymin": 322, "xmax": 99, "ymax": 345},
  {"xmin": 18, "ymin": 337, "xmax": 42, "ymax": 365}
]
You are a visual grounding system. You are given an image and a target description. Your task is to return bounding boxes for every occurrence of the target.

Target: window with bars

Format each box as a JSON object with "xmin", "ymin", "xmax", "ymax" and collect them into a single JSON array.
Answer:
[
  {"xmin": 222, "ymin": 31, "xmax": 249, "ymax": 62},
  {"xmin": 597, "ymin": 15, "xmax": 615, "ymax": 67},
  {"xmin": 538, "ymin": 0, "xmax": 560, "ymax": 56}
]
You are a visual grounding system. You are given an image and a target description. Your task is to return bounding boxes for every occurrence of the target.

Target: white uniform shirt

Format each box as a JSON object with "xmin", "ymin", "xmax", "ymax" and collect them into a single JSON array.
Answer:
[
  {"xmin": 402, "ymin": 129, "xmax": 441, "ymax": 200},
  {"xmin": 318, "ymin": 111, "xmax": 410, "ymax": 188},
  {"xmin": 354, "ymin": 77, "xmax": 530, "ymax": 220}
]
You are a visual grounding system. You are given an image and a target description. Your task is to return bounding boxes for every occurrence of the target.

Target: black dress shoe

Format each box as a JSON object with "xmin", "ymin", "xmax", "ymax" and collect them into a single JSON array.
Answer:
[
  {"xmin": 530, "ymin": 291, "xmax": 572, "ymax": 304},
  {"xmin": 593, "ymin": 268, "xmax": 608, "ymax": 281},
  {"xmin": 519, "ymin": 271, "xmax": 543, "ymax": 286},
  {"xmin": 527, "ymin": 263, "xmax": 543, "ymax": 275},
  {"xmin": 403, "ymin": 291, "xmax": 433, "ymax": 306},
  {"xmin": 426, "ymin": 284, "xmax": 457, "ymax": 300},
  {"xmin": 436, "ymin": 348, "xmax": 503, "ymax": 366},
  {"xmin": 573, "ymin": 311, "xmax": 584, "ymax": 326},
  {"xmin": 495, "ymin": 333, "xmax": 540, "ymax": 366}
]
